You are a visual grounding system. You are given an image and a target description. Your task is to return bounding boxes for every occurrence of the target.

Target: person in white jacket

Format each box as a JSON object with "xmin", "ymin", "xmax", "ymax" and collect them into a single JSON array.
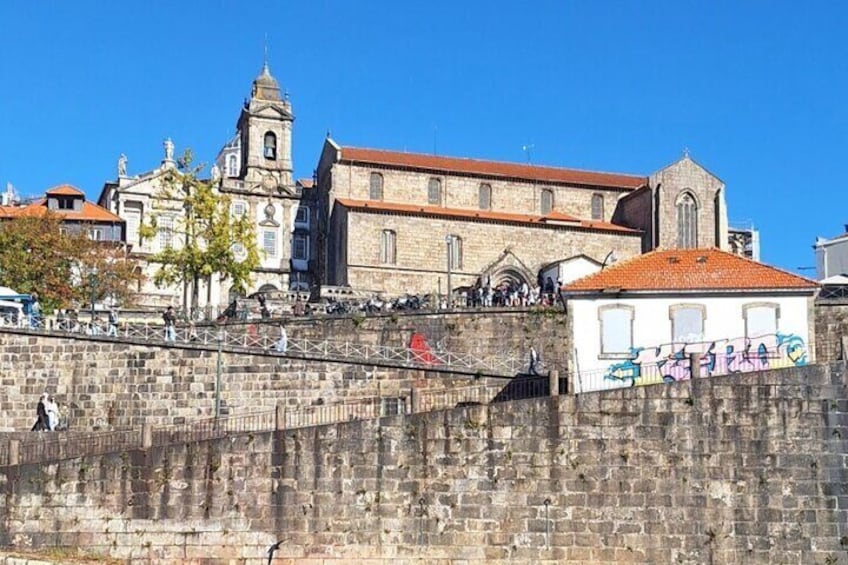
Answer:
[{"xmin": 45, "ymin": 396, "xmax": 59, "ymax": 431}]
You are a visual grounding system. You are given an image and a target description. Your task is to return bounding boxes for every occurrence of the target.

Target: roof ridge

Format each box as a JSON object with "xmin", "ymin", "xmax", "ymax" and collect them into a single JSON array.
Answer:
[{"xmin": 340, "ymin": 145, "xmax": 648, "ymax": 181}]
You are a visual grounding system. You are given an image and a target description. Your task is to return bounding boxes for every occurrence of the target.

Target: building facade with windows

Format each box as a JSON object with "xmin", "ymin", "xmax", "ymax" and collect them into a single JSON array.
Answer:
[
  {"xmin": 562, "ymin": 248, "xmax": 817, "ymax": 392},
  {"xmin": 309, "ymin": 139, "xmax": 735, "ymax": 296},
  {"xmin": 99, "ymin": 63, "xmax": 309, "ymax": 308},
  {"xmin": 0, "ymin": 185, "xmax": 124, "ymax": 242}
]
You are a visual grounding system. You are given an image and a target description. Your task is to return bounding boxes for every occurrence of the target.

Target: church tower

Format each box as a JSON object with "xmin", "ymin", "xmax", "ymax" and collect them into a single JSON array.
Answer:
[{"xmin": 236, "ymin": 62, "xmax": 294, "ymax": 191}]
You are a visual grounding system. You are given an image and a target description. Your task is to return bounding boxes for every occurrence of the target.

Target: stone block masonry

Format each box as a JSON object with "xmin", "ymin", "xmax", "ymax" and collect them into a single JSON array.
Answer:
[{"xmin": 1, "ymin": 363, "xmax": 847, "ymax": 563}]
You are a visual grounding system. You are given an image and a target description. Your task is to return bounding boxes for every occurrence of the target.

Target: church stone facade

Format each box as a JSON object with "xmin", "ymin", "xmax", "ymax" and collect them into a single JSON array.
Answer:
[
  {"xmin": 307, "ymin": 139, "xmax": 730, "ymax": 296},
  {"xmin": 99, "ymin": 64, "xmax": 309, "ymax": 309}
]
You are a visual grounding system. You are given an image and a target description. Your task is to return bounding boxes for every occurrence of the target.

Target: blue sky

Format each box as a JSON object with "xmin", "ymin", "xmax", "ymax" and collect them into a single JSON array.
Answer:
[{"xmin": 0, "ymin": 1, "xmax": 845, "ymax": 273}]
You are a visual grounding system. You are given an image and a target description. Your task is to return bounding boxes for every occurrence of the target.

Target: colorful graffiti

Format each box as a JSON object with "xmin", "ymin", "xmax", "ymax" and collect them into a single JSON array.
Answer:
[{"xmin": 603, "ymin": 333, "xmax": 808, "ymax": 387}]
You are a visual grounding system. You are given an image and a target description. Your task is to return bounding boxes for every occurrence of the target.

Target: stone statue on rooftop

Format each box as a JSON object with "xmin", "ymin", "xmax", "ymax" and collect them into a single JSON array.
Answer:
[{"xmin": 117, "ymin": 154, "xmax": 127, "ymax": 177}]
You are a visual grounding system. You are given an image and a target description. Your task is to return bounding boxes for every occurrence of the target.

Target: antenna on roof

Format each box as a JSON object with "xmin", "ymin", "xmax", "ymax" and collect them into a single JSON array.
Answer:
[{"xmin": 522, "ymin": 144, "xmax": 535, "ymax": 164}]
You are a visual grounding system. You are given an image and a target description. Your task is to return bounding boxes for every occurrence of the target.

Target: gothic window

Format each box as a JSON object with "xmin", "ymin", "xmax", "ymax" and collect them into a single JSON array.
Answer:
[
  {"xmin": 670, "ymin": 304, "xmax": 705, "ymax": 343},
  {"xmin": 263, "ymin": 230, "xmax": 277, "ymax": 258},
  {"xmin": 743, "ymin": 303, "xmax": 779, "ymax": 338},
  {"xmin": 591, "ymin": 193, "xmax": 604, "ymax": 220},
  {"xmin": 540, "ymin": 189, "xmax": 554, "ymax": 215},
  {"xmin": 448, "ymin": 235, "xmax": 463, "ymax": 269},
  {"xmin": 428, "ymin": 178, "xmax": 442, "ymax": 206},
  {"xmin": 292, "ymin": 234, "xmax": 309, "ymax": 260},
  {"xmin": 676, "ymin": 192, "xmax": 698, "ymax": 248},
  {"xmin": 599, "ymin": 304, "xmax": 634, "ymax": 355},
  {"xmin": 227, "ymin": 154, "xmax": 238, "ymax": 177},
  {"xmin": 370, "ymin": 172, "xmax": 384, "ymax": 200},
  {"xmin": 380, "ymin": 230, "xmax": 397, "ymax": 264},
  {"xmin": 263, "ymin": 131, "xmax": 277, "ymax": 160},
  {"xmin": 479, "ymin": 184, "xmax": 492, "ymax": 210}
]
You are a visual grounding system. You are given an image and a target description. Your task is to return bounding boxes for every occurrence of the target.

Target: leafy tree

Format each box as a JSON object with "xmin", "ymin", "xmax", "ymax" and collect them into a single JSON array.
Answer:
[
  {"xmin": 139, "ymin": 150, "xmax": 260, "ymax": 311},
  {"xmin": 0, "ymin": 214, "xmax": 141, "ymax": 312}
]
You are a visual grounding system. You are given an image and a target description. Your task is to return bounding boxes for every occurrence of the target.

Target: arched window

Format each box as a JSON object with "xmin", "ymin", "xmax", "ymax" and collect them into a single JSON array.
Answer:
[
  {"xmin": 263, "ymin": 132, "xmax": 277, "ymax": 159},
  {"xmin": 540, "ymin": 189, "xmax": 554, "ymax": 215},
  {"xmin": 591, "ymin": 193, "xmax": 604, "ymax": 220},
  {"xmin": 227, "ymin": 154, "xmax": 238, "ymax": 177},
  {"xmin": 428, "ymin": 178, "xmax": 442, "ymax": 205},
  {"xmin": 448, "ymin": 235, "xmax": 463, "ymax": 269},
  {"xmin": 478, "ymin": 184, "xmax": 492, "ymax": 210},
  {"xmin": 370, "ymin": 172, "xmax": 384, "ymax": 200},
  {"xmin": 676, "ymin": 192, "xmax": 698, "ymax": 248}
]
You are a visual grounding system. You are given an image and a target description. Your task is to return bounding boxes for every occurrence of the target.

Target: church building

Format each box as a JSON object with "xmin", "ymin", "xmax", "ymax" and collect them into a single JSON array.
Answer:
[
  {"xmin": 98, "ymin": 63, "xmax": 309, "ymax": 309},
  {"xmin": 307, "ymin": 139, "xmax": 732, "ymax": 297}
]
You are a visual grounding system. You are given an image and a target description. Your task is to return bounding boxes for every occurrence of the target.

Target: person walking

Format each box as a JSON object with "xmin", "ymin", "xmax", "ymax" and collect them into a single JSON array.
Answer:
[
  {"xmin": 274, "ymin": 324, "xmax": 288, "ymax": 353},
  {"xmin": 107, "ymin": 308, "xmax": 119, "ymax": 337},
  {"xmin": 31, "ymin": 393, "xmax": 49, "ymax": 432},
  {"xmin": 163, "ymin": 306, "xmax": 176, "ymax": 342},
  {"xmin": 45, "ymin": 395, "xmax": 59, "ymax": 431},
  {"xmin": 528, "ymin": 345, "xmax": 541, "ymax": 376}
]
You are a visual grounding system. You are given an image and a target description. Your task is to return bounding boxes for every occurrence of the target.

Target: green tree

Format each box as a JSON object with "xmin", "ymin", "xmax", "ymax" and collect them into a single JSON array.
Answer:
[
  {"xmin": 140, "ymin": 150, "xmax": 260, "ymax": 311},
  {"xmin": 0, "ymin": 214, "xmax": 141, "ymax": 312}
]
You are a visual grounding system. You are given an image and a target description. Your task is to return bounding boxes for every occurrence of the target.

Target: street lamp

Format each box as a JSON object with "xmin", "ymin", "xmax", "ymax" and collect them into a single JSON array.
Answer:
[
  {"xmin": 601, "ymin": 250, "xmax": 618, "ymax": 270},
  {"xmin": 88, "ymin": 266, "xmax": 99, "ymax": 324},
  {"xmin": 445, "ymin": 235, "xmax": 453, "ymax": 309}
]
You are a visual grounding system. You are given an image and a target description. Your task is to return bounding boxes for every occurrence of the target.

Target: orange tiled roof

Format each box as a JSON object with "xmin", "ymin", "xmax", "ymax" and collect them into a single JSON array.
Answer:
[
  {"xmin": 45, "ymin": 184, "xmax": 85, "ymax": 196},
  {"xmin": 334, "ymin": 198, "xmax": 640, "ymax": 234},
  {"xmin": 296, "ymin": 178, "xmax": 315, "ymax": 188},
  {"xmin": 0, "ymin": 198, "xmax": 122, "ymax": 223},
  {"xmin": 339, "ymin": 146, "xmax": 648, "ymax": 190},
  {"xmin": 563, "ymin": 248, "xmax": 818, "ymax": 293}
]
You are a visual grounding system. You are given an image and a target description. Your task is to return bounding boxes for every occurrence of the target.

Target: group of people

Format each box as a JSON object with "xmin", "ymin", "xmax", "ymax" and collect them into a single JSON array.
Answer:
[
  {"xmin": 461, "ymin": 277, "xmax": 562, "ymax": 309},
  {"xmin": 56, "ymin": 308, "xmax": 120, "ymax": 336},
  {"xmin": 31, "ymin": 392, "xmax": 60, "ymax": 432}
]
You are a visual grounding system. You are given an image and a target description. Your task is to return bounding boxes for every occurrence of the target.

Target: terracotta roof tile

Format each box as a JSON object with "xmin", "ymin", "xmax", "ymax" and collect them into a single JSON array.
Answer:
[
  {"xmin": 296, "ymin": 178, "xmax": 315, "ymax": 188},
  {"xmin": 45, "ymin": 184, "xmax": 85, "ymax": 196},
  {"xmin": 0, "ymin": 198, "xmax": 122, "ymax": 223},
  {"xmin": 340, "ymin": 146, "xmax": 647, "ymax": 190},
  {"xmin": 563, "ymin": 248, "xmax": 818, "ymax": 293},
  {"xmin": 335, "ymin": 198, "xmax": 640, "ymax": 234}
]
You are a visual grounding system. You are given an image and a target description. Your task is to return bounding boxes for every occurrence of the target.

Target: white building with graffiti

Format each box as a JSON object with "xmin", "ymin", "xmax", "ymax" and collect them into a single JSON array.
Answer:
[{"xmin": 562, "ymin": 248, "xmax": 818, "ymax": 393}]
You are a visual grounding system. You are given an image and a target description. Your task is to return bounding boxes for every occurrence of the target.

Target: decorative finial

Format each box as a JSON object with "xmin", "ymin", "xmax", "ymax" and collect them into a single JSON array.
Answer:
[
  {"xmin": 263, "ymin": 34, "xmax": 270, "ymax": 74},
  {"xmin": 683, "ymin": 147, "xmax": 690, "ymax": 158},
  {"xmin": 326, "ymin": 129, "xmax": 332, "ymax": 138}
]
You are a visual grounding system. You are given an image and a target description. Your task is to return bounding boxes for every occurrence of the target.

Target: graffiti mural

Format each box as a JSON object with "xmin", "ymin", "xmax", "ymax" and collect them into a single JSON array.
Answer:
[{"xmin": 604, "ymin": 333, "xmax": 808, "ymax": 387}]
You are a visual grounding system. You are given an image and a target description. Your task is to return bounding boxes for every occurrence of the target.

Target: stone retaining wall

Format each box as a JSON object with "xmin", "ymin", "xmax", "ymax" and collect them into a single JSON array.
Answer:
[{"xmin": 1, "ymin": 363, "xmax": 845, "ymax": 564}]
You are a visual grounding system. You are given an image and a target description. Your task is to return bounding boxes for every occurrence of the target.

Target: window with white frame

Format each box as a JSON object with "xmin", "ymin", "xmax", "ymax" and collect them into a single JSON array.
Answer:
[
  {"xmin": 124, "ymin": 202, "xmax": 142, "ymax": 245},
  {"xmin": 370, "ymin": 172, "xmax": 384, "ymax": 200},
  {"xmin": 227, "ymin": 154, "xmax": 238, "ymax": 177},
  {"xmin": 292, "ymin": 234, "xmax": 308, "ymax": 260},
  {"xmin": 743, "ymin": 303, "xmax": 779, "ymax": 338},
  {"xmin": 263, "ymin": 230, "xmax": 277, "ymax": 258},
  {"xmin": 89, "ymin": 227, "xmax": 103, "ymax": 241},
  {"xmin": 231, "ymin": 200, "xmax": 247, "ymax": 218},
  {"xmin": 448, "ymin": 235, "xmax": 462, "ymax": 270},
  {"xmin": 232, "ymin": 242, "xmax": 246, "ymax": 260},
  {"xmin": 541, "ymin": 189, "xmax": 554, "ymax": 215},
  {"xmin": 380, "ymin": 230, "xmax": 396, "ymax": 264},
  {"xmin": 599, "ymin": 304, "xmax": 634, "ymax": 355},
  {"xmin": 158, "ymin": 216, "xmax": 174, "ymax": 249},
  {"xmin": 670, "ymin": 304, "xmax": 705, "ymax": 343},
  {"xmin": 427, "ymin": 178, "xmax": 442, "ymax": 205}
]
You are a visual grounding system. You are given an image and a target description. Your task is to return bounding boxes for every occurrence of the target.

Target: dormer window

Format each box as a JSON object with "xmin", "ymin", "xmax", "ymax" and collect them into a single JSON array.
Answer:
[
  {"xmin": 58, "ymin": 197, "xmax": 74, "ymax": 210},
  {"xmin": 264, "ymin": 132, "xmax": 277, "ymax": 160},
  {"xmin": 227, "ymin": 154, "xmax": 238, "ymax": 177}
]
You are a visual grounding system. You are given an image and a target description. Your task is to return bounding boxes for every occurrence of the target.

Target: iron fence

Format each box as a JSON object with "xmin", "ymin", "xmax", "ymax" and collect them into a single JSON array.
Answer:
[
  {"xmin": 283, "ymin": 396, "xmax": 406, "ymax": 428},
  {"xmin": 16, "ymin": 428, "xmax": 141, "ymax": 465},
  {"xmin": 151, "ymin": 409, "xmax": 277, "ymax": 446}
]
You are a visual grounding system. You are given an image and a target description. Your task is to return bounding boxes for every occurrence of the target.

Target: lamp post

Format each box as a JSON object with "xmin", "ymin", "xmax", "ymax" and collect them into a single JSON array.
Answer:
[
  {"xmin": 88, "ymin": 267, "xmax": 99, "ymax": 324},
  {"xmin": 215, "ymin": 329, "xmax": 224, "ymax": 419},
  {"xmin": 601, "ymin": 250, "xmax": 617, "ymax": 270},
  {"xmin": 445, "ymin": 235, "xmax": 453, "ymax": 309}
]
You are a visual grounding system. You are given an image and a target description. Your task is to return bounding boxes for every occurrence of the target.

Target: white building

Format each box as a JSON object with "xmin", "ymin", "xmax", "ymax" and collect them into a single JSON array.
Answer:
[
  {"xmin": 814, "ymin": 228, "xmax": 848, "ymax": 281},
  {"xmin": 562, "ymin": 248, "xmax": 818, "ymax": 393},
  {"xmin": 98, "ymin": 63, "xmax": 311, "ymax": 309}
]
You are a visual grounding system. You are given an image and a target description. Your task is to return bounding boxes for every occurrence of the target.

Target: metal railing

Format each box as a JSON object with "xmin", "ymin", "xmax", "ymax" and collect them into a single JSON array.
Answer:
[
  {"xmin": 15, "ymin": 428, "xmax": 142, "ymax": 466},
  {"xmin": 152, "ymin": 410, "xmax": 277, "ymax": 447},
  {"xmin": 0, "ymin": 312, "xmax": 525, "ymax": 377}
]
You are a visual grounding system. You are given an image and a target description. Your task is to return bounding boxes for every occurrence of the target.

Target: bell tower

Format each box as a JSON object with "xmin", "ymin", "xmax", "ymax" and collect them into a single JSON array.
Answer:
[{"xmin": 236, "ymin": 62, "xmax": 294, "ymax": 191}]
